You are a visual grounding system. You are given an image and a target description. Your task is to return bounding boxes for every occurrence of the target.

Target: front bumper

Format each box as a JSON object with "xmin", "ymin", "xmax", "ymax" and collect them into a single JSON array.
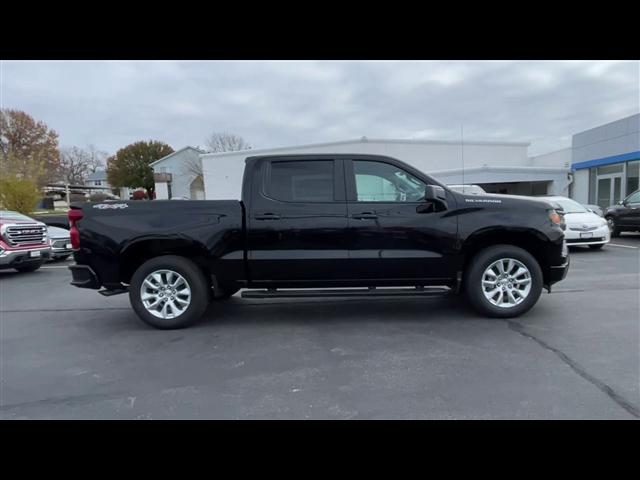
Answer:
[
  {"xmin": 69, "ymin": 264, "xmax": 101, "ymax": 289},
  {"xmin": 548, "ymin": 256, "xmax": 570, "ymax": 284},
  {"xmin": 545, "ymin": 239, "xmax": 570, "ymax": 288},
  {"xmin": 0, "ymin": 246, "xmax": 51, "ymax": 269},
  {"xmin": 564, "ymin": 225, "xmax": 610, "ymax": 246},
  {"xmin": 49, "ymin": 238, "xmax": 73, "ymax": 258}
]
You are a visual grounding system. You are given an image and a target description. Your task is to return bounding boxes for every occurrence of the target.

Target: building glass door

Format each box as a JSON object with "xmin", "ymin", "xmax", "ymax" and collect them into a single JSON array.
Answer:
[{"xmin": 597, "ymin": 174, "xmax": 623, "ymax": 209}]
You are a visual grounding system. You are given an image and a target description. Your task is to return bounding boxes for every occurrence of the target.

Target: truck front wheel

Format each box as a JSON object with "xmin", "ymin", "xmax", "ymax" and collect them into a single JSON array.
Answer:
[
  {"xmin": 129, "ymin": 255, "xmax": 210, "ymax": 329},
  {"xmin": 464, "ymin": 245, "xmax": 543, "ymax": 318}
]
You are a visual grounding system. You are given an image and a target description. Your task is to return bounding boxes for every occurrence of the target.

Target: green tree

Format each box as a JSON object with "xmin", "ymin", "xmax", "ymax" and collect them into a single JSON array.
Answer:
[
  {"xmin": 0, "ymin": 109, "xmax": 60, "ymax": 186},
  {"xmin": 106, "ymin": 141, "xmax": 173, "ymax": 199},
  {"xmin": 0, "ymin": 176, "xmax": 41, "ymax": 214}
]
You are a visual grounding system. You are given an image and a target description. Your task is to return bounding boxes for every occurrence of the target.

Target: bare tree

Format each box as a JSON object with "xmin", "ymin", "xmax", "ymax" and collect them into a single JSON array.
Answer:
[
  {"xmin": 204, "ymin": 132, "xmax": 251, "ymax": 153},
  {"xmin": 182, "ymin": 155, "xmax": 204, "ymax": 181},
  {"xmin": 58, "ymin": 145, "xmax": 108, "ymax": 185},
  {"xmin": 182, "ymin": 133, "xmax": 252, "ymax": 188}
]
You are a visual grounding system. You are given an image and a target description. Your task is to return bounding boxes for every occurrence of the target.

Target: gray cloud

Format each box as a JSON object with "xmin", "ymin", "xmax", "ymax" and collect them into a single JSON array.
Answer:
[{"xmin": 2, "ymin": 60, "xmax": 638, "ymax": 156}]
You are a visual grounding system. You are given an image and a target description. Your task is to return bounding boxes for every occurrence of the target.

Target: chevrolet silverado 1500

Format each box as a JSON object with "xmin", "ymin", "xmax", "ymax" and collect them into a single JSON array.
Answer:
[{"xmin": 68, "ymin": 154, "xmax": 569, "ymax": 329}]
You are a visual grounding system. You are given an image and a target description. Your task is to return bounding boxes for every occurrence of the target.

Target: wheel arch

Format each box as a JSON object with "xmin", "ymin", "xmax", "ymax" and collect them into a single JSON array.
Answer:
[
  {"xmin": 461, "ymin": 228, "xmax": 552, "ymax": 284},
  {"xmin": 119, "ymin": 237, "xmax": 211, "ymax": 285}
]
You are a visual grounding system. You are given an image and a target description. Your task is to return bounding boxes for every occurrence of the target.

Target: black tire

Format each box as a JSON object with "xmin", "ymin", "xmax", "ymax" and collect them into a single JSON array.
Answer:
[
  {"xmin": 129, "ymin": 255, "xmax": 210, "ymax": 329},
  {"xmin": 214, "ymin": 286, "xmax": 240, "ymax": 300},
  {"xmin": 606, "ymin": 216, "xmax": 621, "ymax": 237},
  {"xmin": 464, "ymin": 245, "xmax": 543, "ymax": 318},
  {"xmin": 14, "ymin": 261, "xmax": 44, "ymax": 273},
  {"xmin": 588, "ymin": 244, "xmax": 605, "ymax": 250}
]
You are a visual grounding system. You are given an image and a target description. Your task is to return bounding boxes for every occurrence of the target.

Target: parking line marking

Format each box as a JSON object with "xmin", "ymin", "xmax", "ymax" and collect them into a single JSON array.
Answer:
[
  {"xmin": 608, "ymin": 244, "xmax": 639, "ymax": 249},
  {"xmin": 40, "ymin": 265, "xmax": 72, "ymax": 269}
]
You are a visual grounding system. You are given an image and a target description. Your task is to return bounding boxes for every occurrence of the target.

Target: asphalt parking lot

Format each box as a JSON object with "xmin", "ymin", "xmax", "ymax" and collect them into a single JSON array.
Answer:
[{"xmin": 1, "ymin": 235, "xmax": 639, "ymax": 419}]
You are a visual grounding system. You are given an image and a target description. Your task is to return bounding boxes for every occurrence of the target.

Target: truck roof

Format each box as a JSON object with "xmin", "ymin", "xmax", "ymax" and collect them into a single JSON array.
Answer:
[{"xmin": 245, "ymin": 153, "xmax": 401, "ymax": 162}]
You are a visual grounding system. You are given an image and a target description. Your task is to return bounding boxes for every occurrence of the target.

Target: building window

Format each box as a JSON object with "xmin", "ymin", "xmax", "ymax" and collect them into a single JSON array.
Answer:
[
  {"xmin": 627, "ymin": 160, "xmax": 639, "ymax": 194},
  {"xmin": 94, "ymin": 180, "xmax": 102, "ymax": 186},
  {"xmin": 596, "ymin": 164, "xmax": 624, "ymax": 175}
]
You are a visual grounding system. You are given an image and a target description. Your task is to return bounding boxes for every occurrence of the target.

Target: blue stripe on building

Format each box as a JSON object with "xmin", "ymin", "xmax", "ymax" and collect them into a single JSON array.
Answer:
[{"xmin": 572, "ymin": 150, "xmax": 640, "ymax": 170}]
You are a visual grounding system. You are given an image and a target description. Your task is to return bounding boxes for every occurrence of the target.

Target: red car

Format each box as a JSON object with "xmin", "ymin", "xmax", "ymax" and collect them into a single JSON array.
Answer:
[{"xmin": 0, "ymin": 210, "xmax": 52, "ymax": 272}]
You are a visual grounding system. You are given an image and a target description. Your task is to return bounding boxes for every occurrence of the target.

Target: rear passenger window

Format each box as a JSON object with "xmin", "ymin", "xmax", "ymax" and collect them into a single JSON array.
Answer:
[{"xmin": 268, "ymin": 161, "xmax": 334, "ymax": 202}]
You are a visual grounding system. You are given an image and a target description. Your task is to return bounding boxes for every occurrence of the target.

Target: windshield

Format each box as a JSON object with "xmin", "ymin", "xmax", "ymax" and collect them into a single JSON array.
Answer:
[{"xmin": 553, "ymin": 198, "xmax": 588, "ymax": 214}]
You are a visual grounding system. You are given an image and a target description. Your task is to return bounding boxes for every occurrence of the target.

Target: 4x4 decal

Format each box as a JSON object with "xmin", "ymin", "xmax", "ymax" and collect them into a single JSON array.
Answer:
[{"xmin": 92, "ymin": 203, "xmax": 129, "ymax": 209}]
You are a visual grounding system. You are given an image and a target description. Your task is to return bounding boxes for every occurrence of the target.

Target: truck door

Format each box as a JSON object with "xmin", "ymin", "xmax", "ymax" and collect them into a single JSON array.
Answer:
[
  {"xmin": 344, "ymin": 158, "xmax": 458, "ymax": 281},
  {"xmin": 247, "ymin": 157, "xmax": 349, "ymax": 283}
]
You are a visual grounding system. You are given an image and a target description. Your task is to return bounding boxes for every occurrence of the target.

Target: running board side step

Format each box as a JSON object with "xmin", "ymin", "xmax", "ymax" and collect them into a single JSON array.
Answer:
[
  {"xmin": 98, "ymin": 288, "xmax": 129, "ymax": 297},
  {"xmin": 241, "ymin": 286, "xmax": 451, "ymax": 299}
]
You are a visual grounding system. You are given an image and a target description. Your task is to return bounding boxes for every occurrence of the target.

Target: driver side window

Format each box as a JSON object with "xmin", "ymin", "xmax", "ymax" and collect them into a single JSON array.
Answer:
[{"xmin": 353, "ymin": 160, "xmax": 426, "ymax": 202}]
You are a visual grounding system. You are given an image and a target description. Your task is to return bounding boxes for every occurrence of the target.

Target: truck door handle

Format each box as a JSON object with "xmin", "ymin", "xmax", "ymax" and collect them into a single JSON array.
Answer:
[
  {"xmin": 352, "ymin": 212, "xmax": 378, "ymax": 220},
  {"xmin": 254, "ymin": 213, "xmax": 281, "ymax": 220}
]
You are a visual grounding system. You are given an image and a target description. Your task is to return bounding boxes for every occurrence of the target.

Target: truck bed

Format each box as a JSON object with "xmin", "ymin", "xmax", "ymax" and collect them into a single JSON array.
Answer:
[{"xmin": 71, "ymin": 200, "xmax": 245, "ymax": 289}]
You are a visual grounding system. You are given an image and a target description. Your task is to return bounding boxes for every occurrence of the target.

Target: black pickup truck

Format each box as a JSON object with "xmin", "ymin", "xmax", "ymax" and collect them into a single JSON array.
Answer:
[{"xmin": 69, "ymin": 154, "xmax": 569, "ymax": 329}]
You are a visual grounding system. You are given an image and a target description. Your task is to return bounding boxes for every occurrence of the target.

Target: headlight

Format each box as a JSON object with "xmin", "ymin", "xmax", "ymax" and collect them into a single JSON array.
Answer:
[{"xmin": 549, "ymin": 210, "xmax": 562, "ymax": 225}]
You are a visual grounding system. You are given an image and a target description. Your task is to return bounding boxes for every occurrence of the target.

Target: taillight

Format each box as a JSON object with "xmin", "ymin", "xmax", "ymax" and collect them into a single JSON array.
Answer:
[{"xmin": 68, "ymin": 208, "xmax": 83, "ymax": 249}]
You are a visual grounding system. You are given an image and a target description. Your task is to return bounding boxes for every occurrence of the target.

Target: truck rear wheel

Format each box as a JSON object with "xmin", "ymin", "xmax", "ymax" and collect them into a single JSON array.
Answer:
[
  {"xmin": 464, "ymin": 245, "xmax": 543, "ymax": 318},
  {"xmin": 129, "ymin": 255, "xmax": 210, "ymax": 329}
]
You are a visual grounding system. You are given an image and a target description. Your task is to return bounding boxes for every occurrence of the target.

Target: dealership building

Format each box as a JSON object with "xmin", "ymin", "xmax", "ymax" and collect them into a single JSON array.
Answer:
[
  {"xmin": 152, "ymin": 113, "xmax": 638, "ymax": 207},
  {"xmin": 569, "ymin": 113, "xmax": 639, "ymax": 209}
]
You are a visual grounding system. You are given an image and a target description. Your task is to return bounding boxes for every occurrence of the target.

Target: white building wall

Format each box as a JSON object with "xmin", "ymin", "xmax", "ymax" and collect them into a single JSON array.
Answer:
[
  {"xmin": 202, "ymin": 139, "xmax": 531, "ymax": 200},
  {"xmin": 152, "ymin": 147, "xmax": 205, "ymax": 199},
  {"xmin": 529, "ymin": 147, "xmax": 572, "ymax": 168},
  {"xmin": 572, "ymin": 169, "xmax": 590, "ymax": 204},
  {"xmin": 572, "ymin": 114, "xmax": 640, "ymax": 164},
  {"xmin": 155, "ymin": 182, "xmax": 169, "ymax": 200}
]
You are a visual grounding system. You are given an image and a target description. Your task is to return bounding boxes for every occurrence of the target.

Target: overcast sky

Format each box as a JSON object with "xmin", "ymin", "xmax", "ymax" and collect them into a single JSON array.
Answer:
[{"xmin": 1, "ymin": 60, "xmax": 638, "ymax": 157}]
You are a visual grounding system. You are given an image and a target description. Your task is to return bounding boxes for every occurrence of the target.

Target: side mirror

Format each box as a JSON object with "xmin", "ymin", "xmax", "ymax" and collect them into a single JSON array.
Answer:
[
  {"xmin": 424, "ymin": 185, "xmax": 447, "ymax": 202},
  {"xmin": 418, "ymin": 185, "xmax": 447, "ymax": 213},
  {"xmin": 618, "ymin": 200, "xmax": 624, "ymax": 205}
]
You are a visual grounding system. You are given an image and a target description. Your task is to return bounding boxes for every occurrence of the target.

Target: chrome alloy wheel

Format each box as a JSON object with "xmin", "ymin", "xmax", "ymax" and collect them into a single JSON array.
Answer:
[
  {"xmin": 140, "ymin": 269, "xmax": 192, "ymax": 319},
  {"xmin": 481, "ymin": 258, "xmax": 532, "ymax": 308}
]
